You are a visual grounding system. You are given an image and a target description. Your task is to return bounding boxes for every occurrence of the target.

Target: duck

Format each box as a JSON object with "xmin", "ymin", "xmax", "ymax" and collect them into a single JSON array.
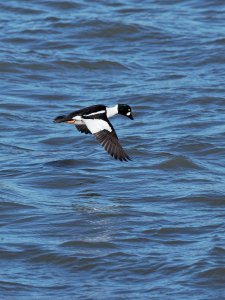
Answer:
[{"xmin": 54, "ymin": 104, "xmax": 133, "ymax": 161}]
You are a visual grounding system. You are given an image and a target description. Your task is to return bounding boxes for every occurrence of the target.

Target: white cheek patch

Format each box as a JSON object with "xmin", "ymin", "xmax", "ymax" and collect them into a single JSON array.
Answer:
[{"xmin": 126, "ymin": 111, "xmax": 131, "ymax": 116}]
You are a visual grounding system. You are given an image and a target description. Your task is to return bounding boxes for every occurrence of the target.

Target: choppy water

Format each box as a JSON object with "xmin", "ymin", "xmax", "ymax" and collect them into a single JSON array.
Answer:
[{"xmin": 1, "ymin": 0, "xmax": 225, "ymax": 299}]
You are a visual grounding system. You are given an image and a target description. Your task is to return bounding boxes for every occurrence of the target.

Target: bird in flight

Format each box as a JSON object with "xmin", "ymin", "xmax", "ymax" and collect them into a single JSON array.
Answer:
[{"xmin": 54, "ymin": 104, "xmax": 133, "ymax": 161}]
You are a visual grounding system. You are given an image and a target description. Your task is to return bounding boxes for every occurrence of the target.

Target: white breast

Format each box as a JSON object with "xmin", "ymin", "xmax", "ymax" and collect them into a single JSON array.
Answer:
[{"xmin": 106, "ymin": 105, "xmax": 118, "ymax": 118}]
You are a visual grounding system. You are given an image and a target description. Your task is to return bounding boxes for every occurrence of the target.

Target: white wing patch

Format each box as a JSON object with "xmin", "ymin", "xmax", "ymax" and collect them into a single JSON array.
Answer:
[
  {"xmin": 72, "ymin": 116, "xmax": 85, "ymax": 125},
  {"xmin": 84, "ymin": 110, "xmax": 105, "ymax": 117},
  {"xmin": 83, "ymin": 118, "xmax": 112, "ymax": 134}
]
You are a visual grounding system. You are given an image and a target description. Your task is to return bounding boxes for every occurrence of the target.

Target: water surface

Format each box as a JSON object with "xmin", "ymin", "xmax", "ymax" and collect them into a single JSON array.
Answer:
[{"xmin": 1, "ymin": 0, "xmax": 225, "ymax": 299}]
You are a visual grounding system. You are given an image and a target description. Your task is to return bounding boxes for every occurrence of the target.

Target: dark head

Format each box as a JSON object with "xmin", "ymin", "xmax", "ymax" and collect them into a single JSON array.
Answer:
[
  {"xmin": 54, "ymin": 115, "xmax": 76, "ymax": 124},
  {"xmin": 118, "ymin": 104, "xmax": 133, "ymax": 120},
  {"xmin": 54, "ymin": 115, "xmax": 66, "ymax": 123}
]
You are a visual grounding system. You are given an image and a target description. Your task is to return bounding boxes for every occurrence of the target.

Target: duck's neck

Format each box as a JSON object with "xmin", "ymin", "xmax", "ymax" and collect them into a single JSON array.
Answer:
[{"xmin": 106, "ymin": 105, "xmax": 118, "ymax": 118}]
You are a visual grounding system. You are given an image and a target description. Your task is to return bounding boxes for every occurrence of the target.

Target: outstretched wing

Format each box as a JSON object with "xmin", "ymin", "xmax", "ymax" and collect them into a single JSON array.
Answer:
[
  {"xmin": 83, "ymin": 114, "xmax": 131, "ymax": 161},
  {"xmin": 94, "ymin": 130, "xmax": 131, "ymax": 161},
  {"xmin": 75, "ymin": 124, "xmax": 91, "ymax": 134}
]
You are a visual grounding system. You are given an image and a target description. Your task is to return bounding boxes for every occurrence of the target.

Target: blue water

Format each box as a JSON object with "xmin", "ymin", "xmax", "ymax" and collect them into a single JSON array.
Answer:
[{"xmin": 1, "ymin": 0, "xmax": 225, "ymax": 299}]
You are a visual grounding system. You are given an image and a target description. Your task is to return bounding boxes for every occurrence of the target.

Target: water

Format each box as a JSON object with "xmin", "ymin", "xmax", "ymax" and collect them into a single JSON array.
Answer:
[{"xmin": 1, "ymin": 0, "xmax": 225, "ymax": 299}]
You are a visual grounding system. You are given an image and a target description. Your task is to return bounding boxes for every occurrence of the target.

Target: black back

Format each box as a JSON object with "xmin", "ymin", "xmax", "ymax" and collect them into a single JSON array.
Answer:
[{"xmin": 68, "ymin": 104, "xmax": 106, "ymax": 119}]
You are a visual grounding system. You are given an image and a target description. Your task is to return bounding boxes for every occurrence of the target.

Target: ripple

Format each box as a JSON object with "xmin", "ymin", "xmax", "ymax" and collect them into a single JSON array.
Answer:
[
  {"xmin": 27, "ymin": 250, "xmax": 78, "ymax": 266},
  {"xmin": 0, "ymin": 280, "xmax": 32, "ymax": 291},
  {"xmin": 77, "ymin": 20, "xmax": 144, "ymax": 38},
  {"xmin": 61, "ymin": 240, "xmax": 117, "ymax": 249},
  {"xmin": 152, "ymin": 156, "xmax": 203, "ymax": 170},
  {"xmin": 43, "ymin": 0, "xmax": 82, "ymax": 10},
  {"xmin": 54, "ymin": 59, "xmax": 129, "ymax": 71},
  {"xmin": 26, "ymin": 175, "xmax": 98, "ymax": 189},
  {"xmin": 188, "ymin": 96, "xmax": 225, "ymax": 106},
  {"xmin": 0, "ymin": 143, "xmax": 31, "ymax": 154},
  {"xmin": 0, "ymin": 248, "xmax": 23, "ymax": 260},
  {"xmin": 176, "ymin": 195, "xmax": 225, "ymax": 206},
  {"xmin": 79, "ymin": 192, "xmax": 102, "ymax": 198},
  {"xmin": 45, "ymin": 159, "xmax": 90, "ymax": 168},
  {"xmin": 197, "ymin": 267, "xmax": 225, "ymax": 283},
  {"xmin": 212, "ymin": 37, "xmax": 225, "ymax": 45},
  {"xmin": 209, "ymin": 246, "xmax": 225, "ymax": 256},
  {"xmin": 1, "ymin": 3, "xmax": 43, "ymax": 15},
  {"xmin": 0, "ymin": 200, "xmax": 35, "ymax": 211},
  {"xmin": 197, "ymin": 55, "xmax": 225, "ymax": 66},
  {"xmin": 118, "ymin": 237, "xmax": 150, "ymax": 243}
]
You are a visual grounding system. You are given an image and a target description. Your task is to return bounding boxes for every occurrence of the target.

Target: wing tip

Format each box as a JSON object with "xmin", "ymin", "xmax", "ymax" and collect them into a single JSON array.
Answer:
[
  {"xmin": 112, "ymin": 152, "xmax": 132, "ymax": 162},
  {"xmin": 94, "ymin": 130, "xmax": 132, "ymax": 162}
]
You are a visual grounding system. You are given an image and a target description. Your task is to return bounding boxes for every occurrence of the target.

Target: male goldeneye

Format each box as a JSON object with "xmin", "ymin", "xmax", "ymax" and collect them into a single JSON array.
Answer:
[{"xmin": 54, "ymin": 104, "xmax": 133, "ymax": 161}]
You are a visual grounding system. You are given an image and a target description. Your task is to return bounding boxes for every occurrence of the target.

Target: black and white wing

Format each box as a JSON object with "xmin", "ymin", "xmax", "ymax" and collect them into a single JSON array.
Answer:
[
  {"xmin": 83, "ymin": 115, "xmax": 131, "ymax": 161},
  {"xmin": 72, "ymin": 105, "xmax": 106, "ymax": 135},
  {"xmin": 75, "ymin": 124, "xmax": 91, "ymax": 134},
  {"xmin": 94, "ymin": 130, "xmax": 131, "ymax": 161}
]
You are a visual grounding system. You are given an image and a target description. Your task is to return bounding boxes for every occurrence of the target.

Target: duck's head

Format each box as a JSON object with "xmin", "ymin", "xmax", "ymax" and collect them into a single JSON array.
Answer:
[
  {"xmin": 54, "ymin": 115, "xmax": 75, "ymax": 124},
  {"xmin": 118, "ymin": 104, "xmax": 133, "ymax": 120},
  {"xmin": 54, "ymin": 115, "xmax": 66, "ymax": 123}
]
